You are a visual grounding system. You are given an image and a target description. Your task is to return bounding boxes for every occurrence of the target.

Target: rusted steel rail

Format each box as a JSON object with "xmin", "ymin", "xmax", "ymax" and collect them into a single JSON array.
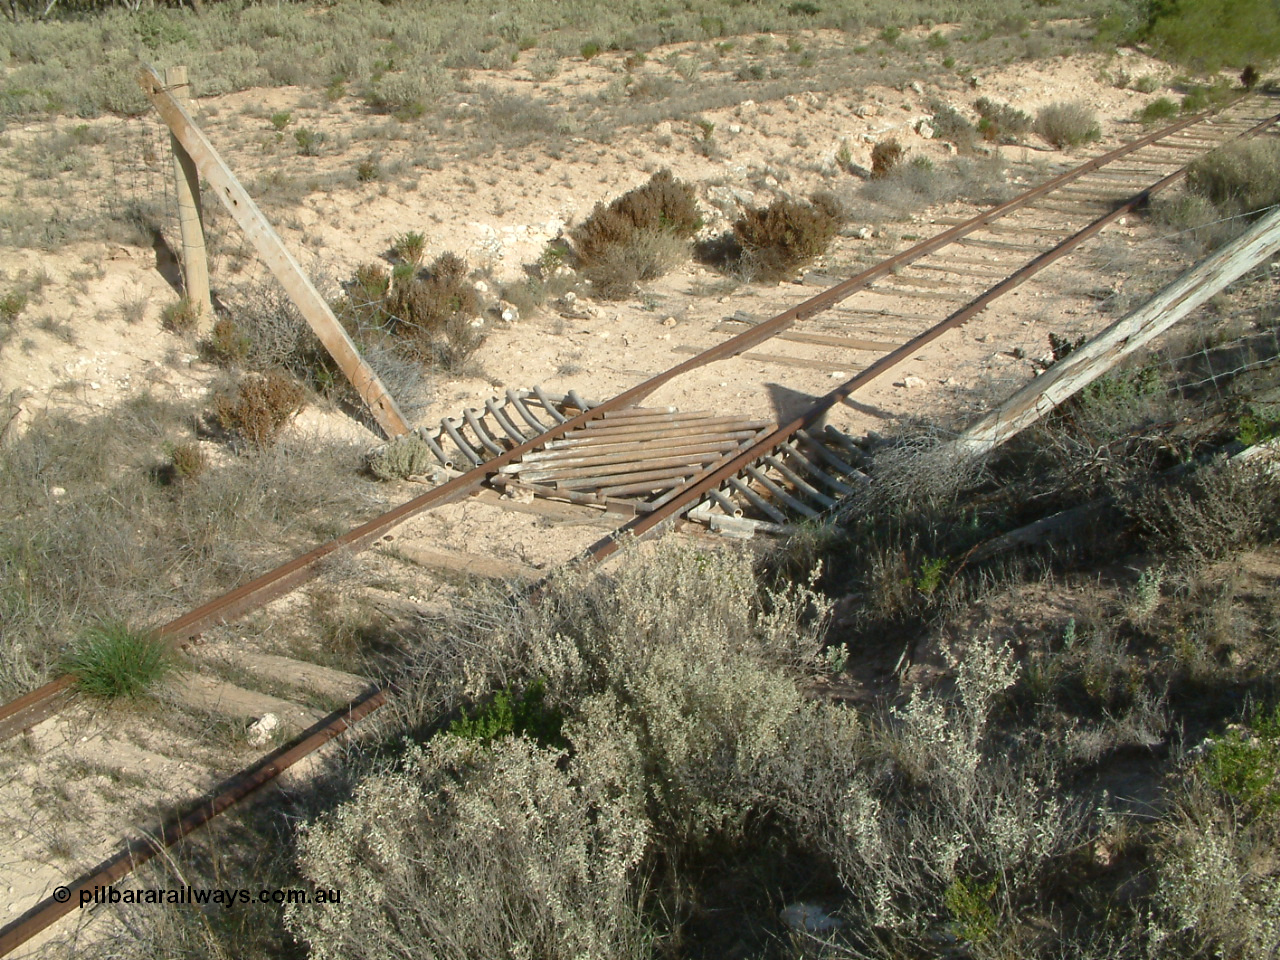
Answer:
[
  {"xmin": 0, "ymin": 97, "xmax": 1276, "ymax": 958},
  {"xmin": 581, "ymin": 106, "xmax": 1280, "ymax": 552},
  {"xmin": 0, "ymin": 688, "xmax": 385, "ymax": 956},
  {"xmin": 0, "ymin": 100, "xmax": 1273, "ymax": 742}
]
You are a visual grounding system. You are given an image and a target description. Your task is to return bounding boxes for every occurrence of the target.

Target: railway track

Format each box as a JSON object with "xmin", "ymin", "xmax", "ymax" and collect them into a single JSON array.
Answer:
[{"xmin": 2, "ymin": 92, "xmax": 1277, "ymax": 956}]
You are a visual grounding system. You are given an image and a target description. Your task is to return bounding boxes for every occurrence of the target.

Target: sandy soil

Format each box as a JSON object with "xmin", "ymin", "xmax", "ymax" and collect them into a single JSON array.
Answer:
[{"xmin": 0, "ymin": 24, "xmax": 1257, "ymax": 954}]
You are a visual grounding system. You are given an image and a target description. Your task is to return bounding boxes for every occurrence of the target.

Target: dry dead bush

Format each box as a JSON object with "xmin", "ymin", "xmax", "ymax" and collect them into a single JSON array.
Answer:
[
  {"xmin": 212, "ymin": 370, "xmax": 307, "ymax": 449},
  {"xmin": 224, "ymin": 280, "xmax": 330, "ymax": 382},
  {"xmin": 870, "ymin": 137, "xmax": 906, "ymax": 178},
  {"xmin": 731, "ymin": 194, "xmax": 843, "ymax": 282},
  {"xmin": 569, "ymin": 169, "xmax": 702, "ymax": 299},
  {"xmin": 385, "ymin": 252, "xmax": 487, "ymax": 372},
  {"xmin": 1121, "ymin": 458, "xmax": 1280, "ymax": 561}
]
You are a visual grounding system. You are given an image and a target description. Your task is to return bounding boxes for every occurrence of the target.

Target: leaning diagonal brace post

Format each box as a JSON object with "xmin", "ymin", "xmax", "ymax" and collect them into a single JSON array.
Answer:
[
  {"xmin": 951, "ymin": 203, "xmax": 1280, "ymax": 457},
  {"xmin": 137, "ymin": 65, "xmax": 410, "ymax": 439}
]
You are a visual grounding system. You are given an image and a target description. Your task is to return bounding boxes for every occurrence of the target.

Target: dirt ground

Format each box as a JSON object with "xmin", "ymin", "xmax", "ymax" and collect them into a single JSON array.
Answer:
[
  {"xmin": 0, "ymin": 23, "xmax": 1260, "ymax": 955},
  {"xmin": 0, "ymin": 31, "xmax": 1201, "ymax": 443}
]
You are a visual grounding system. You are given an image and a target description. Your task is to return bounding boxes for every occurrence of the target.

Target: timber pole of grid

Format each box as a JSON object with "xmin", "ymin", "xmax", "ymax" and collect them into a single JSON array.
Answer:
[
  {"xmin": 166, "ymin": 66, "xmax": 213, "ymax": 329},
  {"xmin": 138, "ymin": 64, "xmax": 411, "ymax": 439}
]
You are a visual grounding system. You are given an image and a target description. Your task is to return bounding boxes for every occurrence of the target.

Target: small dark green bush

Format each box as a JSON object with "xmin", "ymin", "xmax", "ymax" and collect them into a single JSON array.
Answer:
[
  {"xmin": 1200, "ymin": 705, "xmax": 1280, "ymax": 815},
  {"xmin": 0, "ymin": 291, "xmax": 27, "ymax": 325},
  {"xmin": 974, "ymin": 96, "xmax": 1032, "ymax": 142},
  {"xmin": 1137, "ymin": 96, "xmax": 1179, "ymax": 125},
  {"xmin": 1034, "ymin": 101, "xmax": 1101, "ymax": 149},
  {"xmin": 449, "ymin": 677, "xmax": 566, "ymax": 747},
  {"xmin": 63, "ymin": 621, "xmax": 174, "ymax": 700},
  {"xmin": 732, "ymin": 194, "xmax": 843, "ymax": 281},
  {"xmin": 161, "ymin": 296, "xmax": 201, "ymax": 335},
  {"xmin": 293, "ymin": 127, "xmax": 325, "ymax": 156},
  {"xmin": 202, "ymin": 318, "xmax": 251, "ymax": 367},
  {"xmin": 392, "ymin": 230, "xmax": 427, "ymax": 267}
]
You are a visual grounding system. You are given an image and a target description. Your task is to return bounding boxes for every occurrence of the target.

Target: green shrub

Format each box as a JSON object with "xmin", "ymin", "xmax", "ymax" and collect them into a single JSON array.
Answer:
[
  {"xmin": 449, "ymin": 677, "xmax": 565, "ymax": 747},
  {"xmin": 160, "ymin": 296, "xmax": 201, "ymax": 335},
  {"xmin": 1137, "ymin": 96, "xmax": 1180, "ymax": 124},
  {"xmin": 63, "ymin": 620, "xmax": 174, "ymax": 700},
  {"xmin": 1172, "ymin": 79, "xmax": 1233, "ymax": 115},
  {"xmin": 0, "ymin": 291, "xmax": 27, "ymax": 325},
  {"xmin": 731, "ymin": 194, "xmax": 843, "ymax": 281},
  {"xmin": 945, "ymin": 875, "xmax": 998, "ymax": 945},
  {"xmin": 1186, "ymin": 139, "xmax": 1280, "ymax": 216},
  {"xmin": 569, "ymin": 169, "xmax": 701, "ymax": 299},
  {"xmin": 294, "ymin": 127, "xmax": 325, "ymax": 156},
  {"xmin": 974, "ymin": 96, "xmax": 1032, "ymax": 142},
  {"xmin": 1238, "ymin": 409, "xmax": 1280, "ymax": 446},
  {"xmin": 1140, "ymin": 0, "xmax": 1280, "ymax": 72},
  {"xmin": 1034, "ymin": 101, "xmax": 1101, "ymax": 149},
  {"xmin": 269, "ymin": 111, "xmax": 291, "ymax": 131},
  {"xmin": 1200, "ymin": 705, "xmax": 1280, "ymax": 815},
  {"xmin": 212, "ymin": 370, "xmax": 307, "ymax": 449},
  {"xmin": 289, "ymin": 736, "xmax": 652, "ymax": 960},
  {"xmin": 202, "ymin": 317, "xmax": 251, "ymax": 367},
  {"xmin": 580, "ymin": 40, "xmax": 602, "ymax": 60},
  {"xmin": 392, "ymin": 230, "xmax": 427, "ymax": 267}
]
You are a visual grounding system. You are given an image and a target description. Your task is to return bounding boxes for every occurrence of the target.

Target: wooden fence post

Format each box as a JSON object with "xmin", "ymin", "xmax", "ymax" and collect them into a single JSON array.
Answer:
[
  {"xmin": 139, "ymin": 65, "xmax": 410, "ymax": 439},
  {"xmin": 165, "ymin": 66, "xmax": 213, "ymax": 328},
  {"xmin": 950, "ymin": 204, "xmax": 1280, "ymax": 458}
]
